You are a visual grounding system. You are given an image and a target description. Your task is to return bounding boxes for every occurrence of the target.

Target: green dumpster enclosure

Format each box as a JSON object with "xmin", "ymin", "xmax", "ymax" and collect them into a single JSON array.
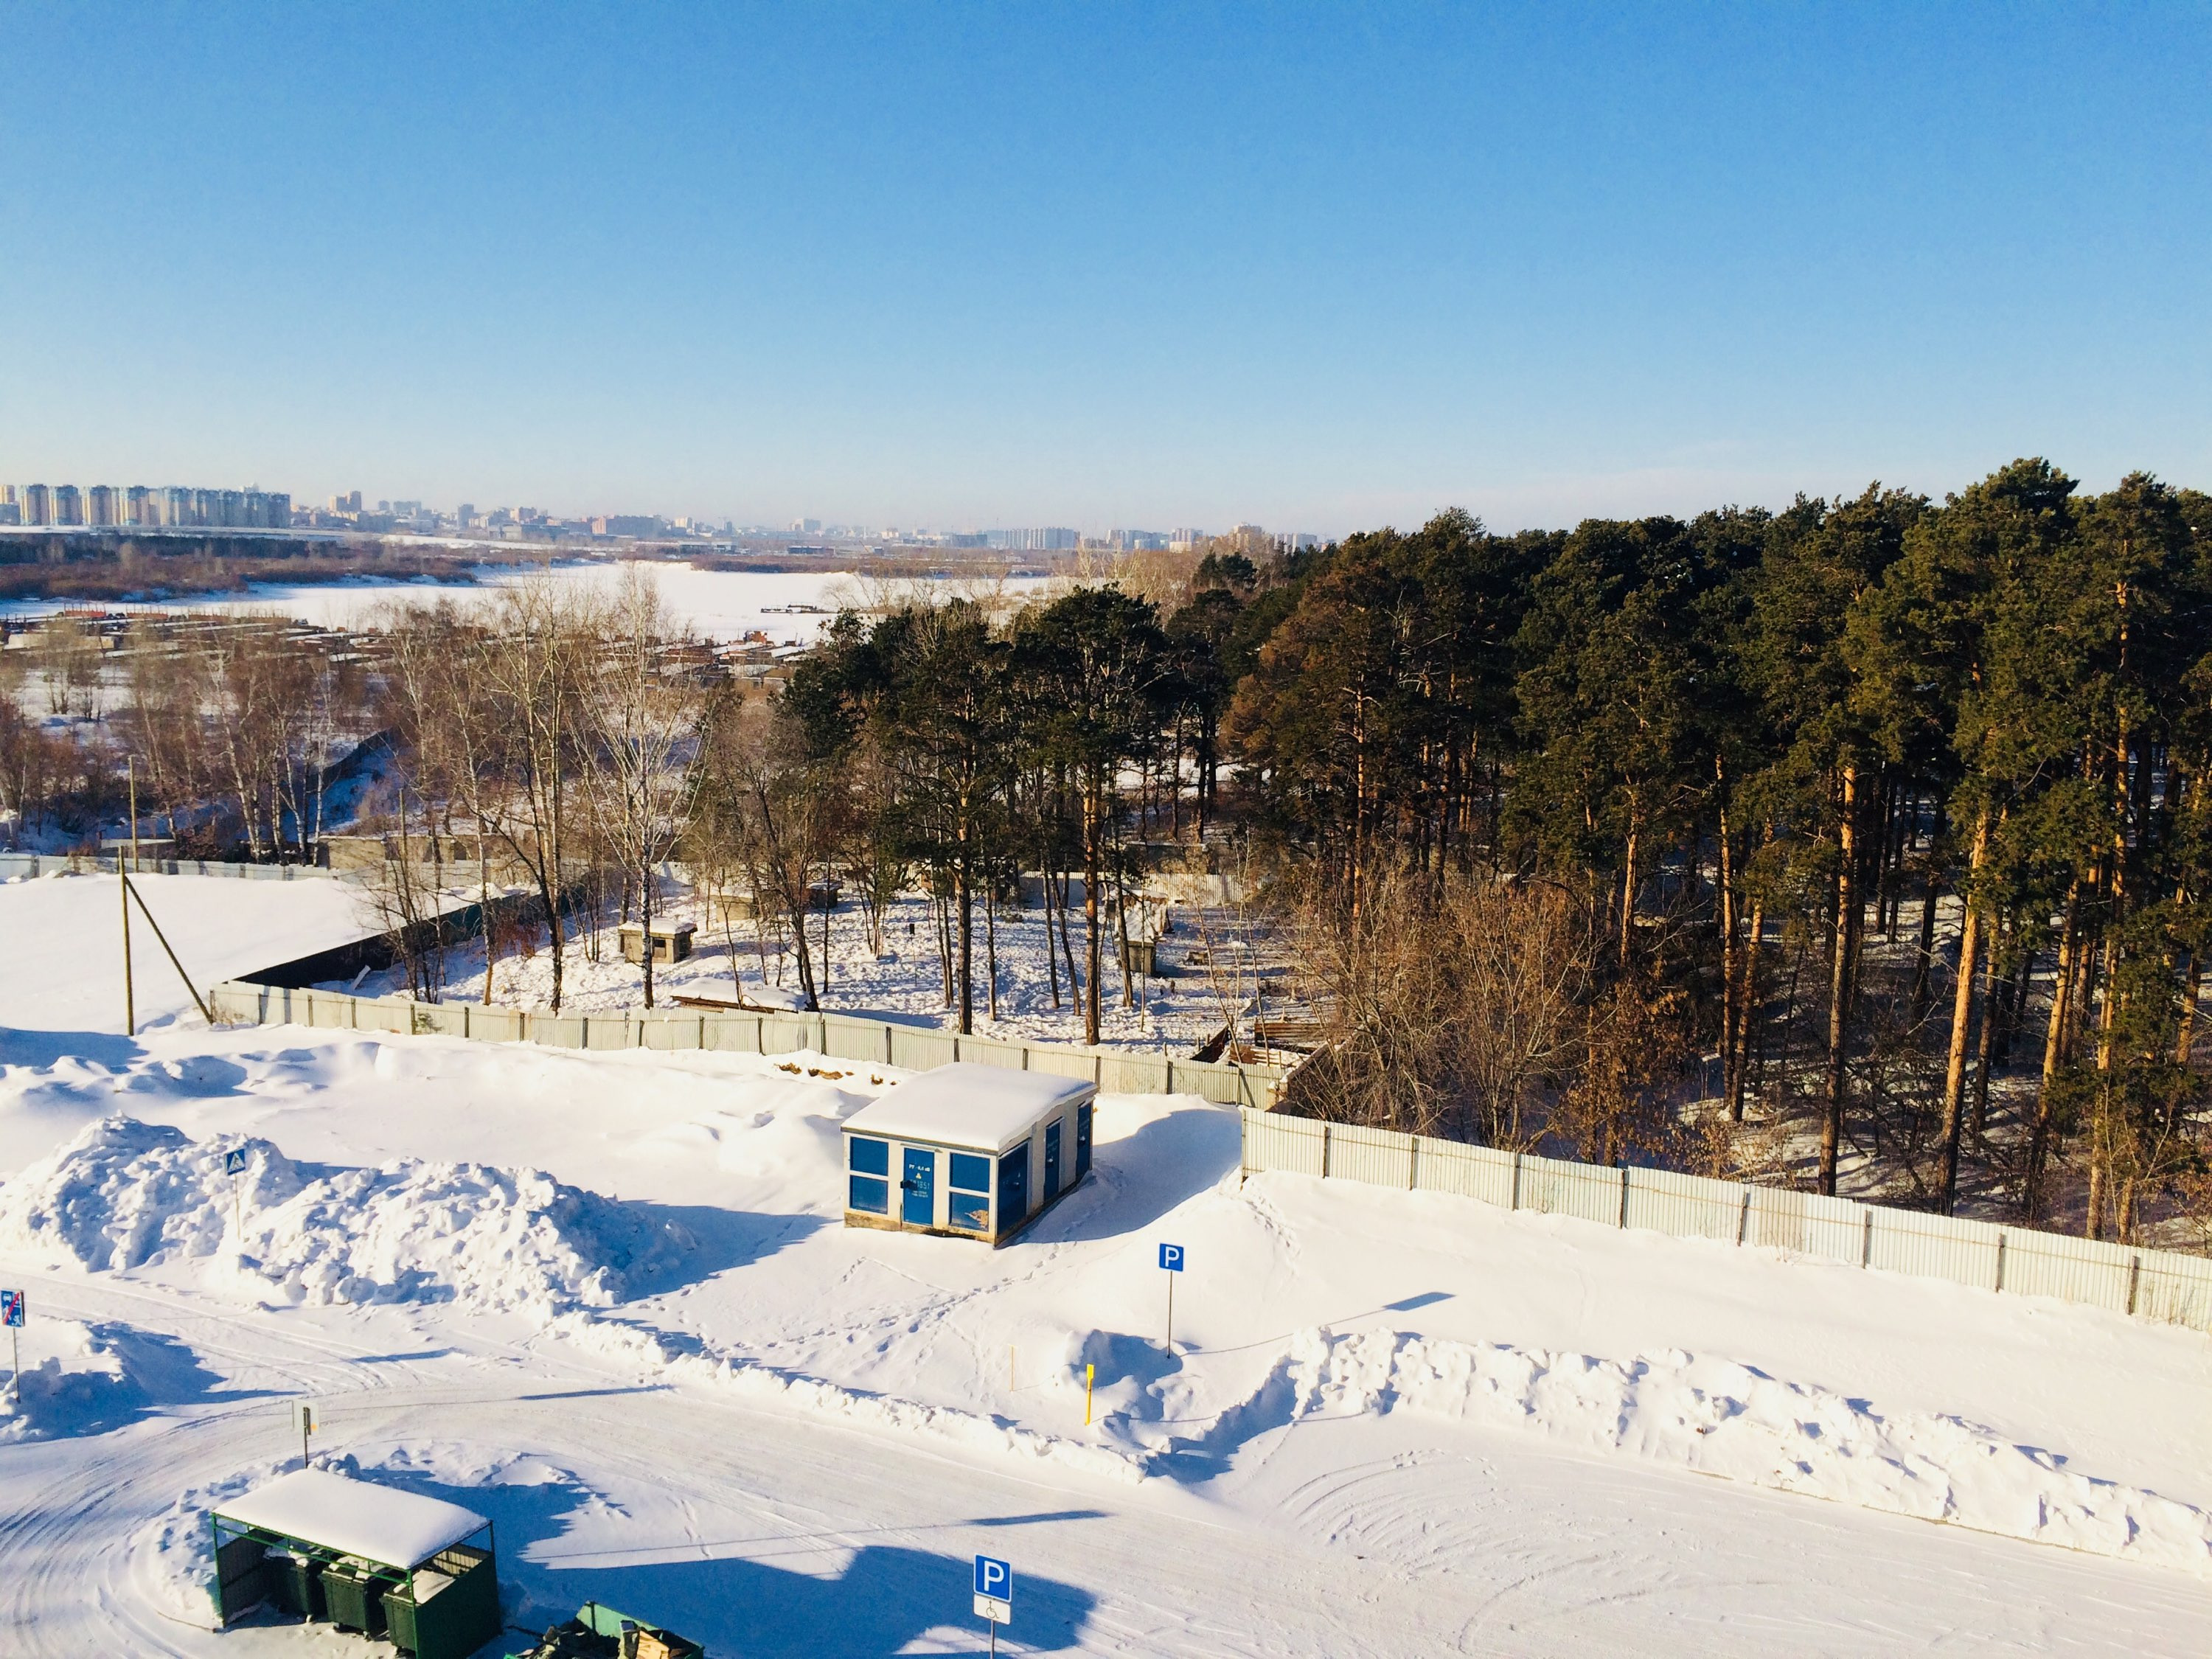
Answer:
[{"xmin": 210, "ymin": 1467, "xmax": 501, "ymax": 1659}]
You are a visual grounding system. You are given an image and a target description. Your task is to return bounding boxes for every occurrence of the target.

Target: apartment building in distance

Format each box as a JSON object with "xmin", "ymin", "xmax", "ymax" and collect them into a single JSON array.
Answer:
[{"xmin": 4, "ymin": 481, "xmax": 293, "ymax": 530}]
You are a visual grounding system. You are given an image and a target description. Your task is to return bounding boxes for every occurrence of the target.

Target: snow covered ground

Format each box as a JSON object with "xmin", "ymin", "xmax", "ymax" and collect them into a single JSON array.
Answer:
[
  {"xmin": 0, "ymin": 562, "xmax": 1054, "ymax": 647},
  {"xmin": 338, "ymin": 888, "xmax": 1256, "ymax": 1057},
  {"xmin": 0, "ymin": 870, "xmax": 378, "ymax": 1038},
  {"xmin": 2, "ymin": 873, "xmax": 2211, "ymax": 1653}
]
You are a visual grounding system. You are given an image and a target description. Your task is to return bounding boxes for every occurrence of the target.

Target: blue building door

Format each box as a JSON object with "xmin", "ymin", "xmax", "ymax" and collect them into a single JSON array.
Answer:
[
  {"xmin": 1043, "ymin": 1121, "xmax": 1062, "ymax": 1203},
  {"xmin": 901, "ymin": 1147, "xmax": 935, "ymax": 1227}
]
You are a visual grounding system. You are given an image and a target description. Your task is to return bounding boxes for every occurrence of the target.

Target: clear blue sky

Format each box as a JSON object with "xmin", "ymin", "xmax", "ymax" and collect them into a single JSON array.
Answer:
[{"xmin": 3, "ymin": 2, "xmax": 2206, "ymax": 535}]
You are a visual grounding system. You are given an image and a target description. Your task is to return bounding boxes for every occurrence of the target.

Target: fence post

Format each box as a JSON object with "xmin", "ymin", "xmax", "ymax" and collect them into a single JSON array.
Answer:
[
  {"xmin": 1407, "ymin": 1134, "xmax": 1418, "ymax": 1191},
  {"xmin": 2126, "ymin": 1253, "xmax": 2142, "ymax": 1316},
  {"xmin": 1993, "ymin": 1231, "xmax": 2006, "ymax": 1293},
  {"xmin": 1320, "ymin": 1123, "xmax": 1332, "ymax": 1179},
  {"xmin": 1861, "ymin": 1208, "xmax": 1874, "ymax": 1268},
  {"xmin": 1509, "ymin": 1152, "xmax": 1523, "ymax": 1211},
  {"xmin": 885, "ymin": 1025, "xmax": 894, "ymax": 1064},
  {"xmin": 1618, "ymin": 1166, "xmax": 1630, "ymax": 1228},
  {"xmin": 1736, "ymin": 1186, "xmax": 1750, "ymax": 1246}
]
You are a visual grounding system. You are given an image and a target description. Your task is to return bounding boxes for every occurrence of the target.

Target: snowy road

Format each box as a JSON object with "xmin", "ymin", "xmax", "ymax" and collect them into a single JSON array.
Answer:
[{"xmin": 4, "ymin": 1270, "xmax": 2207, "ymax": 1658}]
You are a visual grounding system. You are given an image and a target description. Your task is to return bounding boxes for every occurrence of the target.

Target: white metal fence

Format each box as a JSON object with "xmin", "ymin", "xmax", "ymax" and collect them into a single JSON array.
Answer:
[
  {"xmin": 208, "ymin": 981, "xmax": 1286, "ymax": 1109},
  {"xmin": 0, "ymin": 852, "xmax": 338, "ymax": 881},
  {"xmin": 1239, "ymin": 1107, "xmax": 2212, "ymax": 1333}
]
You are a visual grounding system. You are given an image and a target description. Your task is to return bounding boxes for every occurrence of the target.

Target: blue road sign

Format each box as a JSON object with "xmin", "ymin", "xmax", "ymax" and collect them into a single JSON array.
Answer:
[
  {"xmin": 225, "ymin": 1150, "xmax": 248, "ymax": 1175},
  {"xmin": 1, "ymin": 1290, "xmax": 23, "ymax": 1328},
  {"xmin": 974, "ymin": 1555, "xmax": 1012, "ymax": 1602},
  {"xmin": 1159, "ymin": 1242, "xmax": 1184, "ymax": 1273}
]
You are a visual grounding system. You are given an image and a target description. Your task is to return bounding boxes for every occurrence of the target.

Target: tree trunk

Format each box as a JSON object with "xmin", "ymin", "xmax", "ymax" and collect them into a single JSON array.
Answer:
[
  {"xmin": 1818, "ymin": 767, "xmax": 1859, "ymax": 1195},
  {"xmin": 1937, "ymin": 810, "xmax": 1989, "ymax": 1211},
  {"xmin": 2024, "ymin": 880, "xmax": 2081, "ymax": 1221}
]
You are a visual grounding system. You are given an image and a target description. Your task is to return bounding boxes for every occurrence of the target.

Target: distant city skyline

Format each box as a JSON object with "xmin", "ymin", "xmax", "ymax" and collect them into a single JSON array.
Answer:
[{"xmin": 3, "ymin": 6, "xmax": 2205, "ymax": 535}]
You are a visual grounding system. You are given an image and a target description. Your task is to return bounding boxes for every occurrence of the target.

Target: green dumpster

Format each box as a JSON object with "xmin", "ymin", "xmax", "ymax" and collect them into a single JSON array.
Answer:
[
  {"xmin": 265, "ymin": 1548, "xmax": 327, "ymax": 1620},
  {"xmin": 208, "ymin": 1466, "xmax": 501, "ymax": 1655},
  {"xmin": 322, "ymin": 1556, "xmax": 393, "ymax": 1635}
]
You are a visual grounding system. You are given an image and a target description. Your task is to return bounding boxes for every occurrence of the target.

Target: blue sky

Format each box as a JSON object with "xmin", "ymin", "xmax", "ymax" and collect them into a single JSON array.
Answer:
[{"xmin": 2, "ymin": 2, "xmax": 2206, "ymax": 534}]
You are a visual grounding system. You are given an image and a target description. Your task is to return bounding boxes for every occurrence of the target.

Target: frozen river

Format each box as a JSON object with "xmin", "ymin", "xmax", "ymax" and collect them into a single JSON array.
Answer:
[{"xmin": 0, "ymin": 560, "xmax": 1054, "ymax": 644}]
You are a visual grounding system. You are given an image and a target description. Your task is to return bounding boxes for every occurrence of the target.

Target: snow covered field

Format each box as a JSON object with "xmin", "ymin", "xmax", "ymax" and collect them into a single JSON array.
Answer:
[
  {"xmin": 0, "ymin": 561, "xmax": 1054, "ymax": 646},
  {"xmin": 1, "ymin": 875, "xmax": 2211, "ymax": 1654}
]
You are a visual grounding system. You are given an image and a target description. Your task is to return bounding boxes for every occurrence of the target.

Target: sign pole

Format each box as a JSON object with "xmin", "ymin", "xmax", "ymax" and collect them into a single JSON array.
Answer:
[
  {"xmin": 128, "ymin": 755, "xmax": 139, "ymax": 874},
  {"xmin": 1158, "ymin": 1242, "xmax": 1185, "ymax": 1353},
  {"xmin": 2, "ymin": 1290, "xmax": 24, "ymax": 1405},
  {"xmin": 120, "ymin": 846, "xmax": 134, "ymax": 1039},
  {"xmin": 1085, "ymin": 1363, "xmax": 1095, "ymax": 1426}
]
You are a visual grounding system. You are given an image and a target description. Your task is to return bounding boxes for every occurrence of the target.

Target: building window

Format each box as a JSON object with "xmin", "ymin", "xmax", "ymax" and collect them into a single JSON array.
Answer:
[
  {"xmin": 948, "ymin": 1152, "xmax": 991, "ymax": 1232},
  {"xmin": 848, "ymin": 1135, "xmax": 890, "ymax": 1214},
  {"xmin": 997, "ymin": 1144, "xmax": 1029, "ymax": 1230}
]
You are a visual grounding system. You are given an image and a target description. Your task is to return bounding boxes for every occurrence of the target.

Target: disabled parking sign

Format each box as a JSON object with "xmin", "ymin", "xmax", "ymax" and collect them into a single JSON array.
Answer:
[{"xmin": 973, "ymin": 1554, "xmax": 1012, "ymax": 1624}]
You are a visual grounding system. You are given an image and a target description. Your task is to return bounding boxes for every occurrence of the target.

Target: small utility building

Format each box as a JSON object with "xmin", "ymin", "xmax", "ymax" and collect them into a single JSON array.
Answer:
[
  {"xmin": 842, "ymin": 1062, "xmax": 1095, "ymax": 1245},
  {"xmin": 209, "ymin": 1468, "xmax": 501, "ymax": 1659}
]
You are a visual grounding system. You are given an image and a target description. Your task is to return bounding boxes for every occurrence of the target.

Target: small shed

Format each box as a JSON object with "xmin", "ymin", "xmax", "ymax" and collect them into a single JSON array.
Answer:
[
  {"xmin": 618, "ymin": 920, "xmax": 696, "ymax": 965},
  {"xmin": 209, "ymin": 1467, "xmax": 501, "ymax": 1659},
  {"xmin": 841, "ymin": 1062, "xmax": 1096, "ymax": 1245}
]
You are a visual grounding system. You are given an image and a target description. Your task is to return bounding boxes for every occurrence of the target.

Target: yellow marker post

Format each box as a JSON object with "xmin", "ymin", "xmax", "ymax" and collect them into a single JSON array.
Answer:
[{"xmin": 1085, "ymin": 1363, "xmax": 1095, "ymax": 1425}]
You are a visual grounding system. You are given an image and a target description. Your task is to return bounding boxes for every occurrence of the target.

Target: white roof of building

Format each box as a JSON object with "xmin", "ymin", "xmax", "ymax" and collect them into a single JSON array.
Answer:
[
  {"xmin": 213, "ymin": 1468, "xmax": 489, "ymax": 1569},
  {"xmin": 842, "ymin": 1062, "xmax": 1095, "ymax": 1153}
]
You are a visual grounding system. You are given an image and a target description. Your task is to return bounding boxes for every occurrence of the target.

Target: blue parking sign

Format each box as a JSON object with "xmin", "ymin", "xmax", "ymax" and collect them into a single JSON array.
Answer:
[
  {"xmin": 1, "ymin": 1290, "xmax": 22, "ymax": 1328},
  {"xmin": 974, "ymin": 1555, "xmax": 1011, "ymax": 1601},
  {"xmin": 1159, "ymin": 1242, "xmax": 1184, "ymax": 1272}
]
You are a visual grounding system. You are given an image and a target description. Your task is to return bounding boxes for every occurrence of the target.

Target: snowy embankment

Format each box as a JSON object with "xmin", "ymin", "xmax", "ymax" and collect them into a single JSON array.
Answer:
[
  {"xmin": 0, "ymin": 1116, "xmax": 696, "ymax": 1318},
  {"xmin": 1235, "ymin": 1328, "xmax": 2212, "ymax": 1573}
]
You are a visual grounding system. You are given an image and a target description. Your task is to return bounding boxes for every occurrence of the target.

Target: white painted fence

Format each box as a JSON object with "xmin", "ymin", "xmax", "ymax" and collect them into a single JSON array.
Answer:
[
  {"xmin": 0, "ymin": 852, "xmax": 338, "ymax": 880},
  {"xmin": 1239, "ymin": 1107, "xmax": 2212, "ymax": 1333},
  {"xmin": 208, "ymin": 981, "xmax": 1285, "ymax": 1109}
]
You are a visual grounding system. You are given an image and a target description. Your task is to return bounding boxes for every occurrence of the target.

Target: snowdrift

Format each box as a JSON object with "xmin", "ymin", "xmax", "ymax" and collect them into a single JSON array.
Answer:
[
  {"xmin": 0, "ymin": 1116, "xmax": 696, "ymax": 1318},
  {"xmin": 0, "ymin": 1317, "xmax": 154, "ymax": 1443},
  {"xmin": 1195, "ymin": 1328, "xmax": 2212, "ymax": 1574}
]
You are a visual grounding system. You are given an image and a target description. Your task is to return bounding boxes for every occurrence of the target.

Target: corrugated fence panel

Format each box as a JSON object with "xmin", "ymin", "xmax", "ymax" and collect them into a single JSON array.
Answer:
[
  {"xmin": 404, "ymin": 1002, "xmax": 461, "ymax": 1037},
  {"xmin": 1102, "ymin": 1053, "xmax": 1168, "ymax": 1094},
  {"xmin": 641, "ymin": 1016, "xmax": 702, "ymax": 1051},
  {"xmin": 1870, "ymin": 1210, "xmax": 2003, "ymax": 1290},
  {"xmin": 1411, "ymin": 1140, "xmax": 1517, "ymax": 1207},
  {"xmin": 1517, "ymin": 1152, "xmax": 1625, "ymax": 1225},
  {"xmin": 1624, "ymin": 1167, "xmax": 1745, "ymax": 1242},
  {"xmin": 2134, "ymin": 1251, "xmax": 2212, "ymax": 1329},
  {"xmin": 702, "ymin": 1015, "xmax": 763, "ymax": 1053},
  {"xmin": 1240, "ymin": 1107, "xmax": 1326, "ymax": 1177},
  {"xmin": 581, "ymin": 1017, "xmax": 635, "ymax": 1051},
  {"xmin": 1745, "ymin": 1187, "xmax": 1866, "ymax": 1265},
  {"xmin": 824, "ymin": 1017, "xmax": 891, "ymax": 1064},
  {"xmin": 890, "ymin": 1028, "xmax": 959, "ymax": 1071},
  {"xmin": 467, "ymin": 1006, "xmax": 524, "ymax": 1043},
  {"xmin": 960, "ymin": 1037, "xmax": 1028, "ymax": 1071},
  {"xmin": 528, "ymin": 1014, "xmax": 585, "ymax": 1048},
  {"xmin": 760, "ymin": 1015, "xmax": 817, "ymax": 1054},
  {"xmin": 1326, "ymin": 1122, "xmax": 1416, "ymax": 1188},
  {"xmin": 1993, "ymin": 1228, "xmax": 2133, "ymax": 1312},
  {"xmin": 1025, "ymin": 1045, "xmax": 1097, "ymax": 1082}
]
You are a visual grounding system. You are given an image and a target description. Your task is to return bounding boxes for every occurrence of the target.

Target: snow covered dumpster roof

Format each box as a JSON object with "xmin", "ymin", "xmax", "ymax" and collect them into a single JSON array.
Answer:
[
  {"xmin": 212, "ymin": 1469, "xmax": 490, "ymax": 1571},
  {"xmin": 842, "ymin": 1062, "xmax": 1095, "ymax": 1155}
]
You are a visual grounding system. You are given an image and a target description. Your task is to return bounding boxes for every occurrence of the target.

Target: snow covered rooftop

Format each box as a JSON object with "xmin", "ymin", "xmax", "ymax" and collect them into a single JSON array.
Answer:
[
  {"xmin": 843, "ymin": 1062, "xmax": 1094, "ymax": 1153},
  {"xmin": 213, "ymin": 1469, "xmax": 489, "ymax": 1569}
]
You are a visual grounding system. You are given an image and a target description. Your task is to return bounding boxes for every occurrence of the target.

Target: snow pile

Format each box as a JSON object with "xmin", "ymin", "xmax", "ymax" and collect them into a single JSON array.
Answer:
[
  {"xmin": 547, "ymin": 1312, "xmax": 1148, "ymax": 1485},
  {"xmin": 0, "ymin": 1317, "xmax": 147, "ymax": 1443},
  {"xmin": 1231, "ymin": 1328, "xmax": 2212, "ymax": 1573},
  {"xmin": 0, "ymin": 1116, "xmax": 696, "ymax": 1318}
]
